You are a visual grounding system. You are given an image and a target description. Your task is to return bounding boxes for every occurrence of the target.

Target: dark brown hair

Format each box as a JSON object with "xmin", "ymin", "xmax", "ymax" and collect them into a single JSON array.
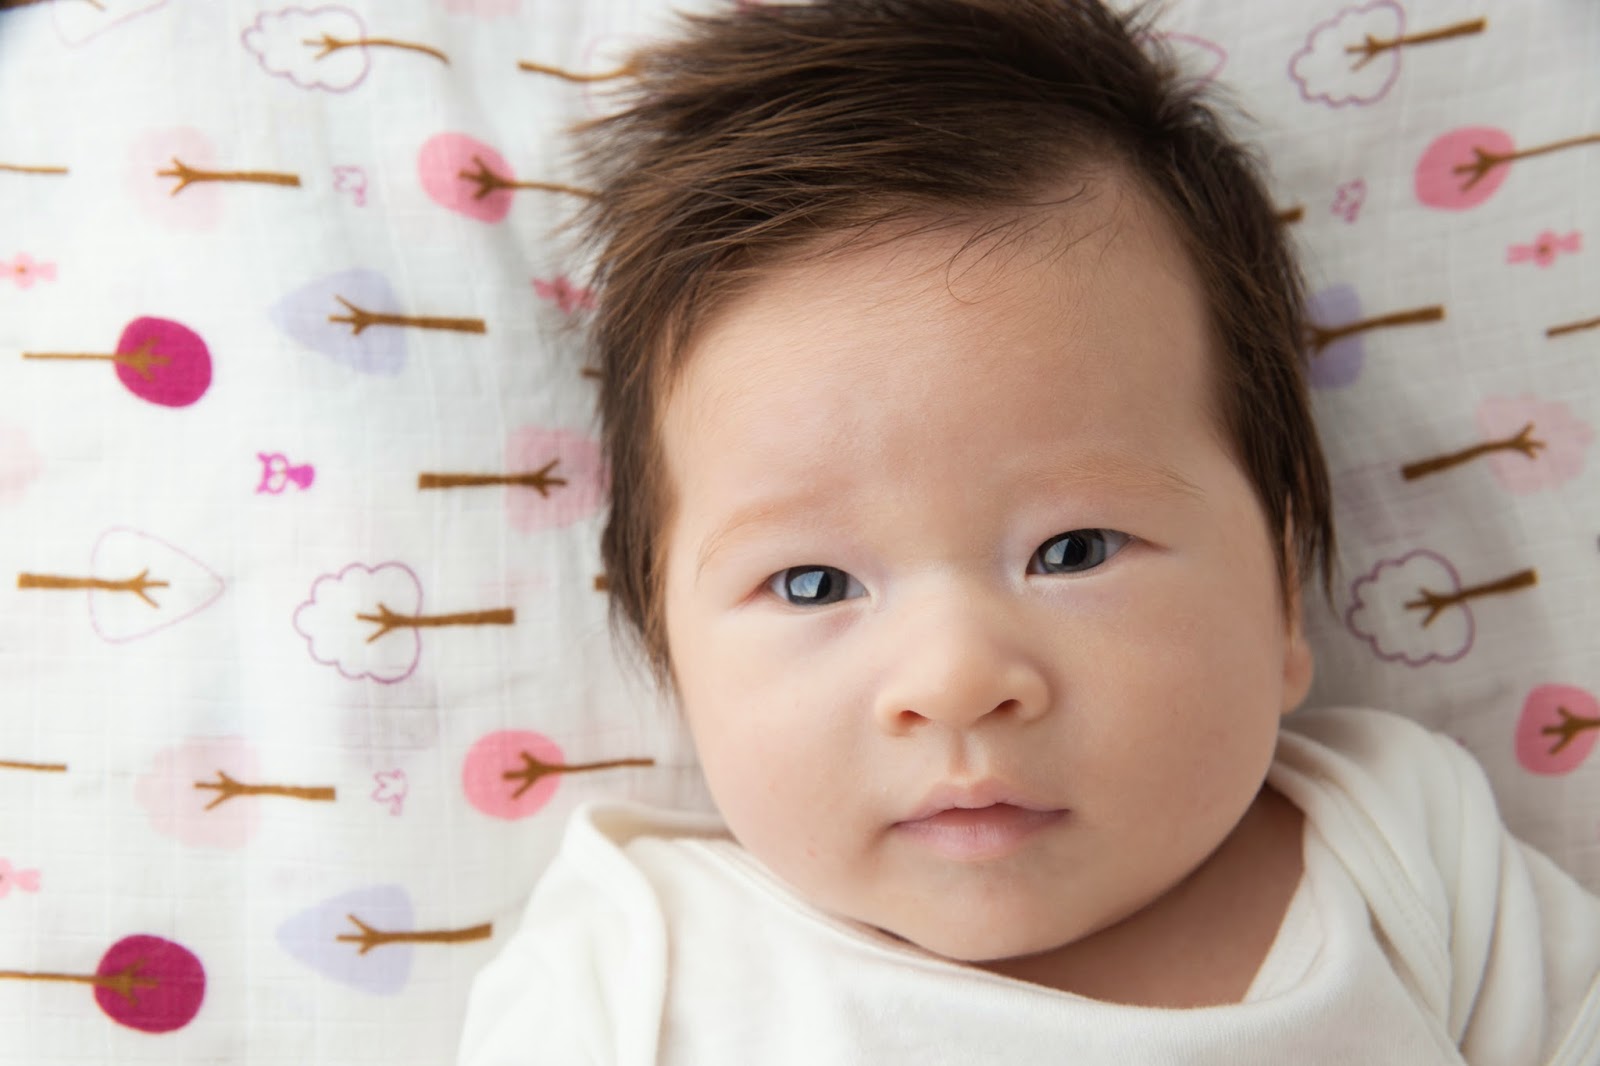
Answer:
[{"xmin": 572, "ymin": 0, "xmax": 1333, "ymax": 685}]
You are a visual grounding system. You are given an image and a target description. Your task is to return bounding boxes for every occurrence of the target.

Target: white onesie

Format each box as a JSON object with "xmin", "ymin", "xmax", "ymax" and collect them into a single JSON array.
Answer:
[{"xmin": 458, "ymin": 708, "xmax": 1600, "ymax": 1065}]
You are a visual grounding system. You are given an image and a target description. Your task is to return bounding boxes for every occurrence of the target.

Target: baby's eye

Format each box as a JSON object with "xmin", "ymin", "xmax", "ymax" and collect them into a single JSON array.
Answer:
[
  {"xmin": 767, "ymin": 565, "xmax": 863, "ymax": 607},
  {"xmin": 1029, "ymin": 529, "xmax": 1130, "ymax": 575}
]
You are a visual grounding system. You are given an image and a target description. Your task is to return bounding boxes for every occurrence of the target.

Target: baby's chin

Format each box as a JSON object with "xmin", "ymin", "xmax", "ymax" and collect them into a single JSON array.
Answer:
[{"xmin": 856, "ymin": 901, "xmax": 1100, "ymax": 967}]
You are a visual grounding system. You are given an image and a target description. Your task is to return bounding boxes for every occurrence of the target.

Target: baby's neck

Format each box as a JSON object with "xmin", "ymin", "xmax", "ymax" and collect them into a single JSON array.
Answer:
[{"xmin": 975, "ymin": 785, "xmax": 1305, "ymax": 1009}]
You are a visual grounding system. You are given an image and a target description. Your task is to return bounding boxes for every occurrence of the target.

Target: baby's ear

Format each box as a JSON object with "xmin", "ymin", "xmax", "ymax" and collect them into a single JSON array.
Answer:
[{"xmin": 1280, "ymin": 519, "xmax": 1314, "ymax": 716}]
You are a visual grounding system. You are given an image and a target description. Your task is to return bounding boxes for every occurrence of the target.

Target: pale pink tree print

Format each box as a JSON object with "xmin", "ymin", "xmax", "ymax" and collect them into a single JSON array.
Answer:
[
  {"xmin": 1290, "ymin": 4, "xmax": 1485, "ymax": 108},
  {"xmin": 0, "ymin": 424, "xmax": 42, "ymax": 505},
  {"xmin": 417, "ymin": 133, "xmax": 592, "ymax": 223},
  {"xmin": 416, "ymin": 427, "xmax": 607, "ymax": 533},
  {"xmin": 134, "ymin": 737, "xmax": 337, "ymax": 849},
  {"xmin": 1399, "ymin": 396, "xmax": 1592, "ymax": 491}
]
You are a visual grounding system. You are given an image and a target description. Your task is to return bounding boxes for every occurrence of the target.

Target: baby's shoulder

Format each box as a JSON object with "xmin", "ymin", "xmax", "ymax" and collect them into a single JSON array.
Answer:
[{"xmin": 1274, "ymin": 706, "xmax": 1485, "ymax": 829}]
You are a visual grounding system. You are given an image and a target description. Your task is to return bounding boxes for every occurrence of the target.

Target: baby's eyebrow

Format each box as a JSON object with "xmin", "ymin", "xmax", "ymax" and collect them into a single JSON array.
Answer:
[
  {"xmin": 1027, "ymin": 452, "xmax": 1206, "ymax": 504},
  {"xmin": 695, "ymin": 496, "xmax": 828, "ymax": 584},
  {"xmin": 693, "ymin": 452, "xmax": 1203, "ymax": 583}
]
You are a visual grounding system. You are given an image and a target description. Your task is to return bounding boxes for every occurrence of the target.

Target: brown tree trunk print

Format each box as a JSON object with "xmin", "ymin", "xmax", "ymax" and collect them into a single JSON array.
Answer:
[
  {"xmin": 305, "ymin": 34, "xmax": 448, "ymax": 64},
  {"xmin": 417, "ymin": 459, "xmax": 567, "ymax": 497},
  {"xmin": 337, "ymin": 915, "xmax": 492, "ymax": 955},
  {"xmin": 18, "ymin": 570, "xmax": 168, "ymax": 608},
  {"xmin": 1404, "ymin": 567, "xmax": 1537, "ymax": 627},
  {"xmin": 327, "ymin": 296, "xmax": 486, "ymax": 336},
  {"xmin": 503, "ymin": 751, "xmax": 655, "ymax": 799},
  {"xmin": 194, "ymin": 770, "xmax": 337, "ymax": 811},
  {"xmin": 1345, "ymin": 17, "xmax": 1487, "ymax": 70},
  {"xmin": 1306, "ymin": 305, "xmax": 1444, "ymax": 355},
  {"xmin": 356, "ymin": 604, "xmax": 516, "ymax": 644},
  {"xmin": 158, "ymin": 159, "xmax": 302, "ymax": 196},
  {"xmin": 456, "ymin": 155, "xmax": 594, "ymax": 201},
  {"xmin": 1401, "ymin": 422, "xmax": 1545, "ymax": 480}
]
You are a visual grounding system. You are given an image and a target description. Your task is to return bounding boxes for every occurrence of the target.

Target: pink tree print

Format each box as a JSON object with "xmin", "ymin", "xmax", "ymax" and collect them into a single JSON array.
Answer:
[
  {"xmin": 417, "ymin": 133, "xmax": 592, "ymax": 223},
  {"xmin": 1515, "ymin": 684, "xmax": 1600, "ymax": 776},
  {"xmin": 1416, "ymin": 125, "xmax": 1600, "ymax": 211},
  {"xmin": 461, "ymin": 730, "xmax": 654, "ymax": 820}
]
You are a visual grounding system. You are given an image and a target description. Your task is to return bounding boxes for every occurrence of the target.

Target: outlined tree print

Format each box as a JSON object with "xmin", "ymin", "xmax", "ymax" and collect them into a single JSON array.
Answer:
[
  {"xmin": 292, "ymin": 561, "xmax": 515, "ymax": 683},
  {"xmin": 1290, "ymin": 3, "xmax": 1485, "ymax": 108},
  {"xmin": 17, "ymin": 528, "xmax": 224, "ymax": 643},
  {"xmin": 1344, "ymin": 549, "xmax": 1537, "ymax": 666},
  {"xmin": 243, "ymin": 6, "xmax": 449, "ymax": 92}
]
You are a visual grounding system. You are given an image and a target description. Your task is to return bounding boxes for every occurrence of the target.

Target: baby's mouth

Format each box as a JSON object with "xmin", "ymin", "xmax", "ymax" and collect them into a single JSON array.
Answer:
[{"xmin": 893, "ymin": 803, "xmax": 1066, "ymax": 862}]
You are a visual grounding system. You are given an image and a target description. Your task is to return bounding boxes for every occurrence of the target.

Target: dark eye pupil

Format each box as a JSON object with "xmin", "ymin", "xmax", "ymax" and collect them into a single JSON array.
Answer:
[
  {"xmin": 786, "ymin": 567, "xmax": 836, "ymax": 602},
  {"xmin": 1041, "ymin": 531, "xmax": 1101, "ymax": 572}
]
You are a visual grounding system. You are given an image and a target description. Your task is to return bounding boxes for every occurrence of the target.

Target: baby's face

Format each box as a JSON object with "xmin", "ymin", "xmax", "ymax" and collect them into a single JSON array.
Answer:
[{"xmin": 658, "ymin": 175, "xmax": 1312, "ymax": 964}]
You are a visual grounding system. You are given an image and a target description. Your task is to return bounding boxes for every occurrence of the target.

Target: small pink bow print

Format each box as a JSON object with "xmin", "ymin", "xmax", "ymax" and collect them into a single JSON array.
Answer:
[
  {"xmin": 533, "ymin": 276, "xmax": 595, "ymax": 315},
  {"xmin": 332, "ymin": 166, "xmax": 368, "ymax": 207},
  {"xmin": 0, "ymin": 858, "xmax": 41, "ymax": 898},
  {"xmin": 2, "ymin": 254, "xmax": 57, "ymax": 289},
  {"xmin": 1330, "ymin": 179, "xmax": 1367, "ymax": 224},
  {"xmin": 1508, "ymin": 230, "xmax": 1581, "ymax": 268},
  {"xmin": 371, "ymin": 768, "xmax": 408, "ymax": 815}
]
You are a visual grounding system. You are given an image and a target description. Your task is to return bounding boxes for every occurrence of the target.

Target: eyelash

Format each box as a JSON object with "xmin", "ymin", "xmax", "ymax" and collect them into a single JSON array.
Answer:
[{"xmin": 764, "ymin": 529, "xmax": 1132, "ymax": 608}]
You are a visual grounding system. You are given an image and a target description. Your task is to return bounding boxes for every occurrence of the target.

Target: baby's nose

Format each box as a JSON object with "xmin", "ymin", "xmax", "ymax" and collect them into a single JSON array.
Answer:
[{"xmin": 870, "ymin": 590, "xmax": 1050, "ymax": 734}]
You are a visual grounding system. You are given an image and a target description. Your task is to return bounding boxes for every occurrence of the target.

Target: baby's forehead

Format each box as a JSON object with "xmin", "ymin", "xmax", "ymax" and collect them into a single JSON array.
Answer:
[{"xmin": 670, "ymin": 172, "xmax": 1204, "ymax": 382}]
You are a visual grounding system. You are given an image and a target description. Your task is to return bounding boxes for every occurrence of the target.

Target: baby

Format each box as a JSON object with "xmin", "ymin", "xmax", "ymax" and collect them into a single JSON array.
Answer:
[{"xmin": 461, "ymin": 0, "xmax": 1600, "ymax": 1061}]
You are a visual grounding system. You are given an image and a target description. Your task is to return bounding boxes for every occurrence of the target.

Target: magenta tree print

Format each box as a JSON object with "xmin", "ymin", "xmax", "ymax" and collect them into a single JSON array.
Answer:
[
  {"xmin": 293, "ymin": 561, "xmax": 515, "ymax": 683},
  {"xmin": 1416, "ymin": 125, "xmax": 1600, "ymax": 210},
  {"xmin": 1345, "ymin": 549, "xmax": 1538, "ymax": 666},
  {"xmin": 1516, "ymin": 684, "xmax": 1600, "ymax": 776},
  {"xmin": 22, "ymin": 316, "xmax": 212, "ymax": 407},
  {"xmin": 1290, "ymin": 4, "xmax": 1485, "ymax": 108},
  {"xmin": 0, "ymin": 934, "xmax": 204, "ymax": 1033},
  {"xmin": 1400, "ymin": 395, "xmax": 1592, "ymax": 490}
]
